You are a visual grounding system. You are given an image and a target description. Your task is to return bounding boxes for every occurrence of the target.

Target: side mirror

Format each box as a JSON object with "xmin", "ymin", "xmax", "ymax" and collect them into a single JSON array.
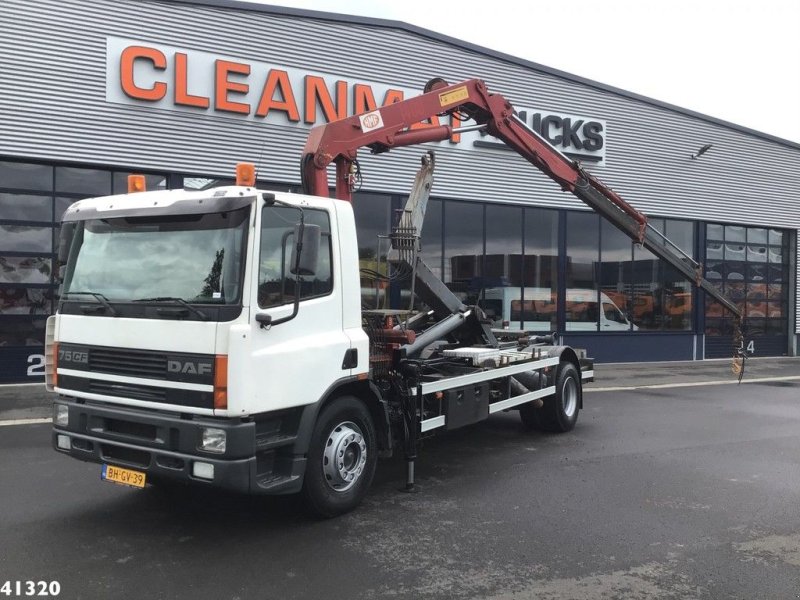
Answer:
[
  {"xmin": 290, "ymin": 223, "xmax": 321, "ymax": 277},
  {"xmin": 255, "ymin": 313, "xmax": 272, "ymax": 329}
]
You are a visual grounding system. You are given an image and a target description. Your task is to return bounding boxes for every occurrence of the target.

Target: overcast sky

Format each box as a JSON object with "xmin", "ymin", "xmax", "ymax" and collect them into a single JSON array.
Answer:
[{"xmin": 239, "ymin": 0, "xmax": 800, "ymax": 144}]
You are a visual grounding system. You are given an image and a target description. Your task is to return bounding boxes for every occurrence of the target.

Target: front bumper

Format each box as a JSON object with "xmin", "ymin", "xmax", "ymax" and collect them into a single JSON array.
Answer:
[{"xmin": 52, "ymin": 397, "xmax": 305, "ymax": 494}]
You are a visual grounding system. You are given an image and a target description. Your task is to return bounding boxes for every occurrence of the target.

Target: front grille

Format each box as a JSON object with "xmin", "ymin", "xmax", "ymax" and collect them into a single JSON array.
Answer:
[
  {"xmin": 105, "ymin": 418, "xmax": 158, "ymax": 440},
  {"xmin": 89, "ymin": 380, "xmax": 167, "ymax": 402},
  {"xmin": 101, "ymin": 444, "xmax": 151, "ymax": 468},
  {"xmin": 89, "ymin": 348, "xmax": 168, "ymax": 380}
]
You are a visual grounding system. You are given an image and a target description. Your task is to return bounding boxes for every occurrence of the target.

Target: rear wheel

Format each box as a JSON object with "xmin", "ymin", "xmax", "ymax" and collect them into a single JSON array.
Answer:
[
  {"xmin": 301, "ymin": 396, "xmax": 377, "ymax": 518},
  {"xmin": 520, "ymin": 362, "xmax": 581, "ymax": 433}
]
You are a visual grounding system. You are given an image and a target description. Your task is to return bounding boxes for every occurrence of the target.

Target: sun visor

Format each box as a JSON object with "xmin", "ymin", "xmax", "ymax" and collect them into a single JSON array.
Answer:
[{"xmin": 61, "ymin": 193, "xmax": 256, "ymax": 222}]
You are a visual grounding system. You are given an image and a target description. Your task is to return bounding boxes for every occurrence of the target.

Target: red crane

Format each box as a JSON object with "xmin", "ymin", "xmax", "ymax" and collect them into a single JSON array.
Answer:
[{"xmin": 301, "ymin": 77, "xmax": 746, "ymax": 374}]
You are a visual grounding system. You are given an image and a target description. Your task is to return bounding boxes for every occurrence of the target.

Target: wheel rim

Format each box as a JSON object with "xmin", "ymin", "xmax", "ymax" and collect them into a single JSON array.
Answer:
[
  {"xmin": 322, "ymin": 421, "xmax": 367, "ymax": 492},
  {"xmin": 562, "ymin": 376, "xmax": 578, "ymax": 418}
]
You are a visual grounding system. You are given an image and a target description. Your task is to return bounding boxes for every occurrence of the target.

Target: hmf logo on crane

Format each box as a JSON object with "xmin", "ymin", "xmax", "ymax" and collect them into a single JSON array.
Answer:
[{"xmin": 105, "ymin": 37, "xmax": 606, "ymax": 164}]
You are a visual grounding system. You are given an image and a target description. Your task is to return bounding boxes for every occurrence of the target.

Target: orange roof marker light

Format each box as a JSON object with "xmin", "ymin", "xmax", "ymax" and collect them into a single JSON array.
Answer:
[
  {"xmin": 236, "ymin": 162, "xmax": 256, "ymax": 186},
  {"xmin": 128, "ymin": 174, "xmax": 146, "ymax": 193}
]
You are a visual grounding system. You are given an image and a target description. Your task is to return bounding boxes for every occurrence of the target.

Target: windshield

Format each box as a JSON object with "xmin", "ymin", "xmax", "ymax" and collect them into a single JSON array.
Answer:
[{"xmin": 63, "ymin": 207, "xmax": 250, "ymax": 304}]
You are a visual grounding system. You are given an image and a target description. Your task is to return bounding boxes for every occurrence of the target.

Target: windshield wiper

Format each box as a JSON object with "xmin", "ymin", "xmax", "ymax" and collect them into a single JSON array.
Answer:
[
  {"xmin": 132, "ymin": 297, "xmax": 209, "ymax": 321},
  {"xmin": 62, "ymin": 291, "xmax": 119, "ymax": 317}
]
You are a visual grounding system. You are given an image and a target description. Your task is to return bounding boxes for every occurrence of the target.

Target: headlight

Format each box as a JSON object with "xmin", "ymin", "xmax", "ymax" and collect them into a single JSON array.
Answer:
[
  {"xmin": 54, "ymin": 404, "xmax": 69, "ymax": 427},
  {"xmin": 200, "ymin": 427, "xmax": 226, "ymax": 454}
]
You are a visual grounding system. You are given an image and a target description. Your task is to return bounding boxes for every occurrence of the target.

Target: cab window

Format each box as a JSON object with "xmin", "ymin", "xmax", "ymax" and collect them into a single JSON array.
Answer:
[{"xmin": 258, "ymin": 206, "xmax": 332, "ymax": 308}]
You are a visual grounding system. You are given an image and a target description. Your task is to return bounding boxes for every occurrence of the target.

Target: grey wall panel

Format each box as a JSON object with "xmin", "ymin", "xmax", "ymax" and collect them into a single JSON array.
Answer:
[{"xmin": 1, "ymin": 0, "xmax": 799, "ymax": 330}]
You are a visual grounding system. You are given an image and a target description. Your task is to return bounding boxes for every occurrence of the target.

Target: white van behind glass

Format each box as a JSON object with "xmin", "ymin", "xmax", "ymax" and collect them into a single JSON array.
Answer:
[{"xmin": 482, "ymin": 287, "xmax": 635, "ymax": 331}]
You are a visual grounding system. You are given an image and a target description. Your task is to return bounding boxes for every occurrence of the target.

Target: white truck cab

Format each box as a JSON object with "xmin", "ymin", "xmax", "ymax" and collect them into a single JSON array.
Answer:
[{"xmin": 49, "ymin": 185, "xmax": 375, "ymax": 498}]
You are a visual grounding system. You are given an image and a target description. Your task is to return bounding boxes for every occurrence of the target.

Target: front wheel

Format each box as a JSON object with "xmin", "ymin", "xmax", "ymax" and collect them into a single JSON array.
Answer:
[
  {"xmin": 301, "ymin": 396, "xmax": 377, "ymax": 518},
  {"xmin": 537, "ymin": 362, "xmax": 581, "ymax": 433}
]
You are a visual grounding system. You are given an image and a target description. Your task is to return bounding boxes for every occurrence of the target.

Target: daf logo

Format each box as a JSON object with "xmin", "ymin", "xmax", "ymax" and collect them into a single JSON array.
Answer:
[{"xmin": 167, "ymin": 360, "xmax": 212, "ymax": 375}]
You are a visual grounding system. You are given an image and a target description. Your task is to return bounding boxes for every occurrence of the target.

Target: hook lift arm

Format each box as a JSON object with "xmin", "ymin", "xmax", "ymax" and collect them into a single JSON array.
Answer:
[{"xmin": 301, "ymin": 78, "xmax": 747, "ymax": 378}]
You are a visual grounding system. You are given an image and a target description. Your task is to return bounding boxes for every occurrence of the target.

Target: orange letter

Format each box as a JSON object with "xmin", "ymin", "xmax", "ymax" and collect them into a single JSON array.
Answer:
[
  {"xmin": 174, "ymin": 53, "xmax": 209, "ymax": 108},
  {"xmin": 382, "ymin": 89, "xmax": 404, "ymax": 106},
  {"xmin": 410, "ymin": 115, "xmax": 441, "ymax": 130},
  {"xmin": 120, "ymin": 45, "xmax": 167, "ymax": 101},
  {"xmin": 353, "ymin": 84, "xmax": 377, "ymax": 114},
  {"xmin": 215, "ymin": 60, "xmax": 250, "ymax": 114},
  {"xmin": 449, "ymin": 112, "xmax": 462, "ymax": 144},
  {"xmin": 255, "ymin": 69, "xmax": 300, "ymax": 121},
  {"xmin": 304, "ymin": 76, "xmax": 347, "ymax": 124}
]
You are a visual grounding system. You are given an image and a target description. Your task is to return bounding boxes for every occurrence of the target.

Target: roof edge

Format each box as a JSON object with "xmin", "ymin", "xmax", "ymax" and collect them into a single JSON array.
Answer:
[{"xmin": 157, "ymin": 0, "xmax": 800, "ymax": 151}]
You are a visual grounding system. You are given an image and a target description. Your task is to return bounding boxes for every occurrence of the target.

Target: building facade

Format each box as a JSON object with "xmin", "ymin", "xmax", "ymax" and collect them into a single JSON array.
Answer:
[{"xmin": 1, "ymin": 0, "xmax": 798, "ymax": 382}]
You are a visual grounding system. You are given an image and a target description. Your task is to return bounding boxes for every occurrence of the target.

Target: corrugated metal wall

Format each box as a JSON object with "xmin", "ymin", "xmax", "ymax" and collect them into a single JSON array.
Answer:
[{"xmin": 1, "ymin": 0, "xmax": 799, "ymax": 331}]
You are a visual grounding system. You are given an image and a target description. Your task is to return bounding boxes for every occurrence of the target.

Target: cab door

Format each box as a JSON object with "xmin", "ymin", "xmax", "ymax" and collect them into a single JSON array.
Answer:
[{"xmin": 240, "ymin": 201, "xmax": 350, "ymax": 415}]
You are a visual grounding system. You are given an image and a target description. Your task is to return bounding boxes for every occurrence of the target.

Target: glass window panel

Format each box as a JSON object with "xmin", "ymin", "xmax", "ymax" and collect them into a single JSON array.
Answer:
[
  {"xmin": 523, "ymin": 207, "xmax": 558, "ymax": 290},
  {"xmin": 0, "ymin": 193, "xmax": 53, "ymax": 222},
  {"xmin": 767, "ymin": 302, "xmax": 784, "ymax": 318},
  {"xmin": 0, "ymin": 161, "xmax": 53, "ymax": 192},
  {"xmin": 480, "ymin": 205, "xmax": 522, "ymax": 327},
  {"xmin": 599, "ymin": 219, "xmax": 632, "ymax": 331},
  {"xmin": 747, "ymin": 263, "xmax": 766, "ymax": 282},
  {"xmin": 664, "ymin": 220, "xmax": 694, "ymax": 257},
  {"xmin": 746, "ymin": 299, "xmax": 767, "ymax": 318},
  {"xmin": 0, "ymin": 287, "xmax": 53, "ymax": 315},
  {"xmin": 183, "ymin": 177, "xmax": 235, "ymax": 190},
  {"xmin": 631, "ymin": 244, "xmax": 660, "ymax": 330},
  {"xmin": 0, "ymin": 225, "xmax": 53, "ymax": 253},
  {"xmin": 724, "ymin": 243, "xmax": 746, "ymax": 261},
  {"xmin": 725, "ymin": 262, "xmax": 745, "ymax": 282},
  {"xmin": 55, "ymin": 166, "xmax": 111, "ymax": 196},
  {"xmin": 55, "ymin": 197, "xmax": 78, "ymax": 221},
  {"xmin": 748, "ymin": 228, "xmax": 768, "ymax": 244},
  {"xmin": 768, "ymin": 229, "xmax": 783, "ymax": 246},
  {"xmin": 706, "ymin": 223, "xmax": 723, "ymax": 242},
  {"xmin": 0, "ymin": 257, "xmax": 51, "ymax": 284},
  {"xmin": 768, "ymin": 247, "xmax": 783, "ymax": 263},
  {"xmin": 705, "ymin": 261, "xmax": 724, "ymax": 281},
  {"xmin": 444, "ymin": 202, "xmax": 483, "ymax": 305},
  {"xmin": 0, "ymin": 317, "xmax": 48, "ymax": 346},
  {"xmin": 746, "ymin": 244, "xmax": 767, "ymax": 262},
  {"xmin": 746, "ymin": 282, "xmax": 767, "ymax": 300},
  {"xmin": 768, "ymin": 265, "xmax": 784, "ymax": 283},
  {"xmin": 706, "ymin": 240, "xmax": 723, "ymax": 261},
  {"xmin": 768, "ymin": 283, "xmax": 784, "ymax": 300},
  {"xmin": 520, "ymin": 207, "xmax": 558, "ymax": 332},
  {"xmin": 112, "ymin": 172, "xmax": 167, "ymax": 194},
  {"xmin": 664, "ymin": 284, "xmax": 692, "ymax": 331},
  {"xmin": 351, "ymin": 193, "xmax": 391, "ymax": 309},
  {"xmin": 566, "ymin": 212, "xmax": 598, "ymax": 331},
  {"xmin": 419, "ymin": 199, "xmax": 442, "ymax": 279},
  {"xmin": 725, "ymin": 225, "xmax": 746, "ymax": 243}
]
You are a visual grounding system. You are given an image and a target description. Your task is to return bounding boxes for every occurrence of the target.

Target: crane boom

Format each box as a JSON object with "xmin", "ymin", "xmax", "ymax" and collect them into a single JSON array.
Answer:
[{"xmin": 301, "ymin": 77, "xmax": 745, "ymax": 369}]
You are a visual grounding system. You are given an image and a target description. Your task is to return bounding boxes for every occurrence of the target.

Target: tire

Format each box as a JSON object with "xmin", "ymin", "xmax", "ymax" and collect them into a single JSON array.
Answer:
[
  {"xmin": 301, "ymin": 395, "xmax": 378, "ymax": 518},
  {"xmin": 537, "ymin": 361, "xmax": 582, "ymax": 433}
]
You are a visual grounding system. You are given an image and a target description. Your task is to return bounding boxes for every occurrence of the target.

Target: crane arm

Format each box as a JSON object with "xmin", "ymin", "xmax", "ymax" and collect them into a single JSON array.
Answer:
[{"xmin": 301, "ymin": 77, "xmax": 745, "ymax": 370}]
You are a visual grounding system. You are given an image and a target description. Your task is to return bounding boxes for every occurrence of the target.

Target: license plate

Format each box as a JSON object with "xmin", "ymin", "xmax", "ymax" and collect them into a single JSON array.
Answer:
[{"xmin": 101, "ymin": 464, "xmax": 146, "ymax": 488}]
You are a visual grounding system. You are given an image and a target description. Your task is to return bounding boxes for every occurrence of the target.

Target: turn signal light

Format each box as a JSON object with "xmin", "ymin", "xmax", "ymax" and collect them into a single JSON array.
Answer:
[
  {"xmin": 128, "ymin": 174, "xmax": 146, "ymax": 193},
  {"xmin": 235, "ymin": 162, "xmax": 256, "ymax": 187},
  {"xmin": 214, "ymin": 355, "xmax": 228, "ymax": 410}
]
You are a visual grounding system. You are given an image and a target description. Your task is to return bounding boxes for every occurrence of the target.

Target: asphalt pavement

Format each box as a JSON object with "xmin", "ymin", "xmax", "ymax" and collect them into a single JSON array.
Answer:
[{"xmin": 2, "ymin": 358, "xmax": 800, "ymax": 599}]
